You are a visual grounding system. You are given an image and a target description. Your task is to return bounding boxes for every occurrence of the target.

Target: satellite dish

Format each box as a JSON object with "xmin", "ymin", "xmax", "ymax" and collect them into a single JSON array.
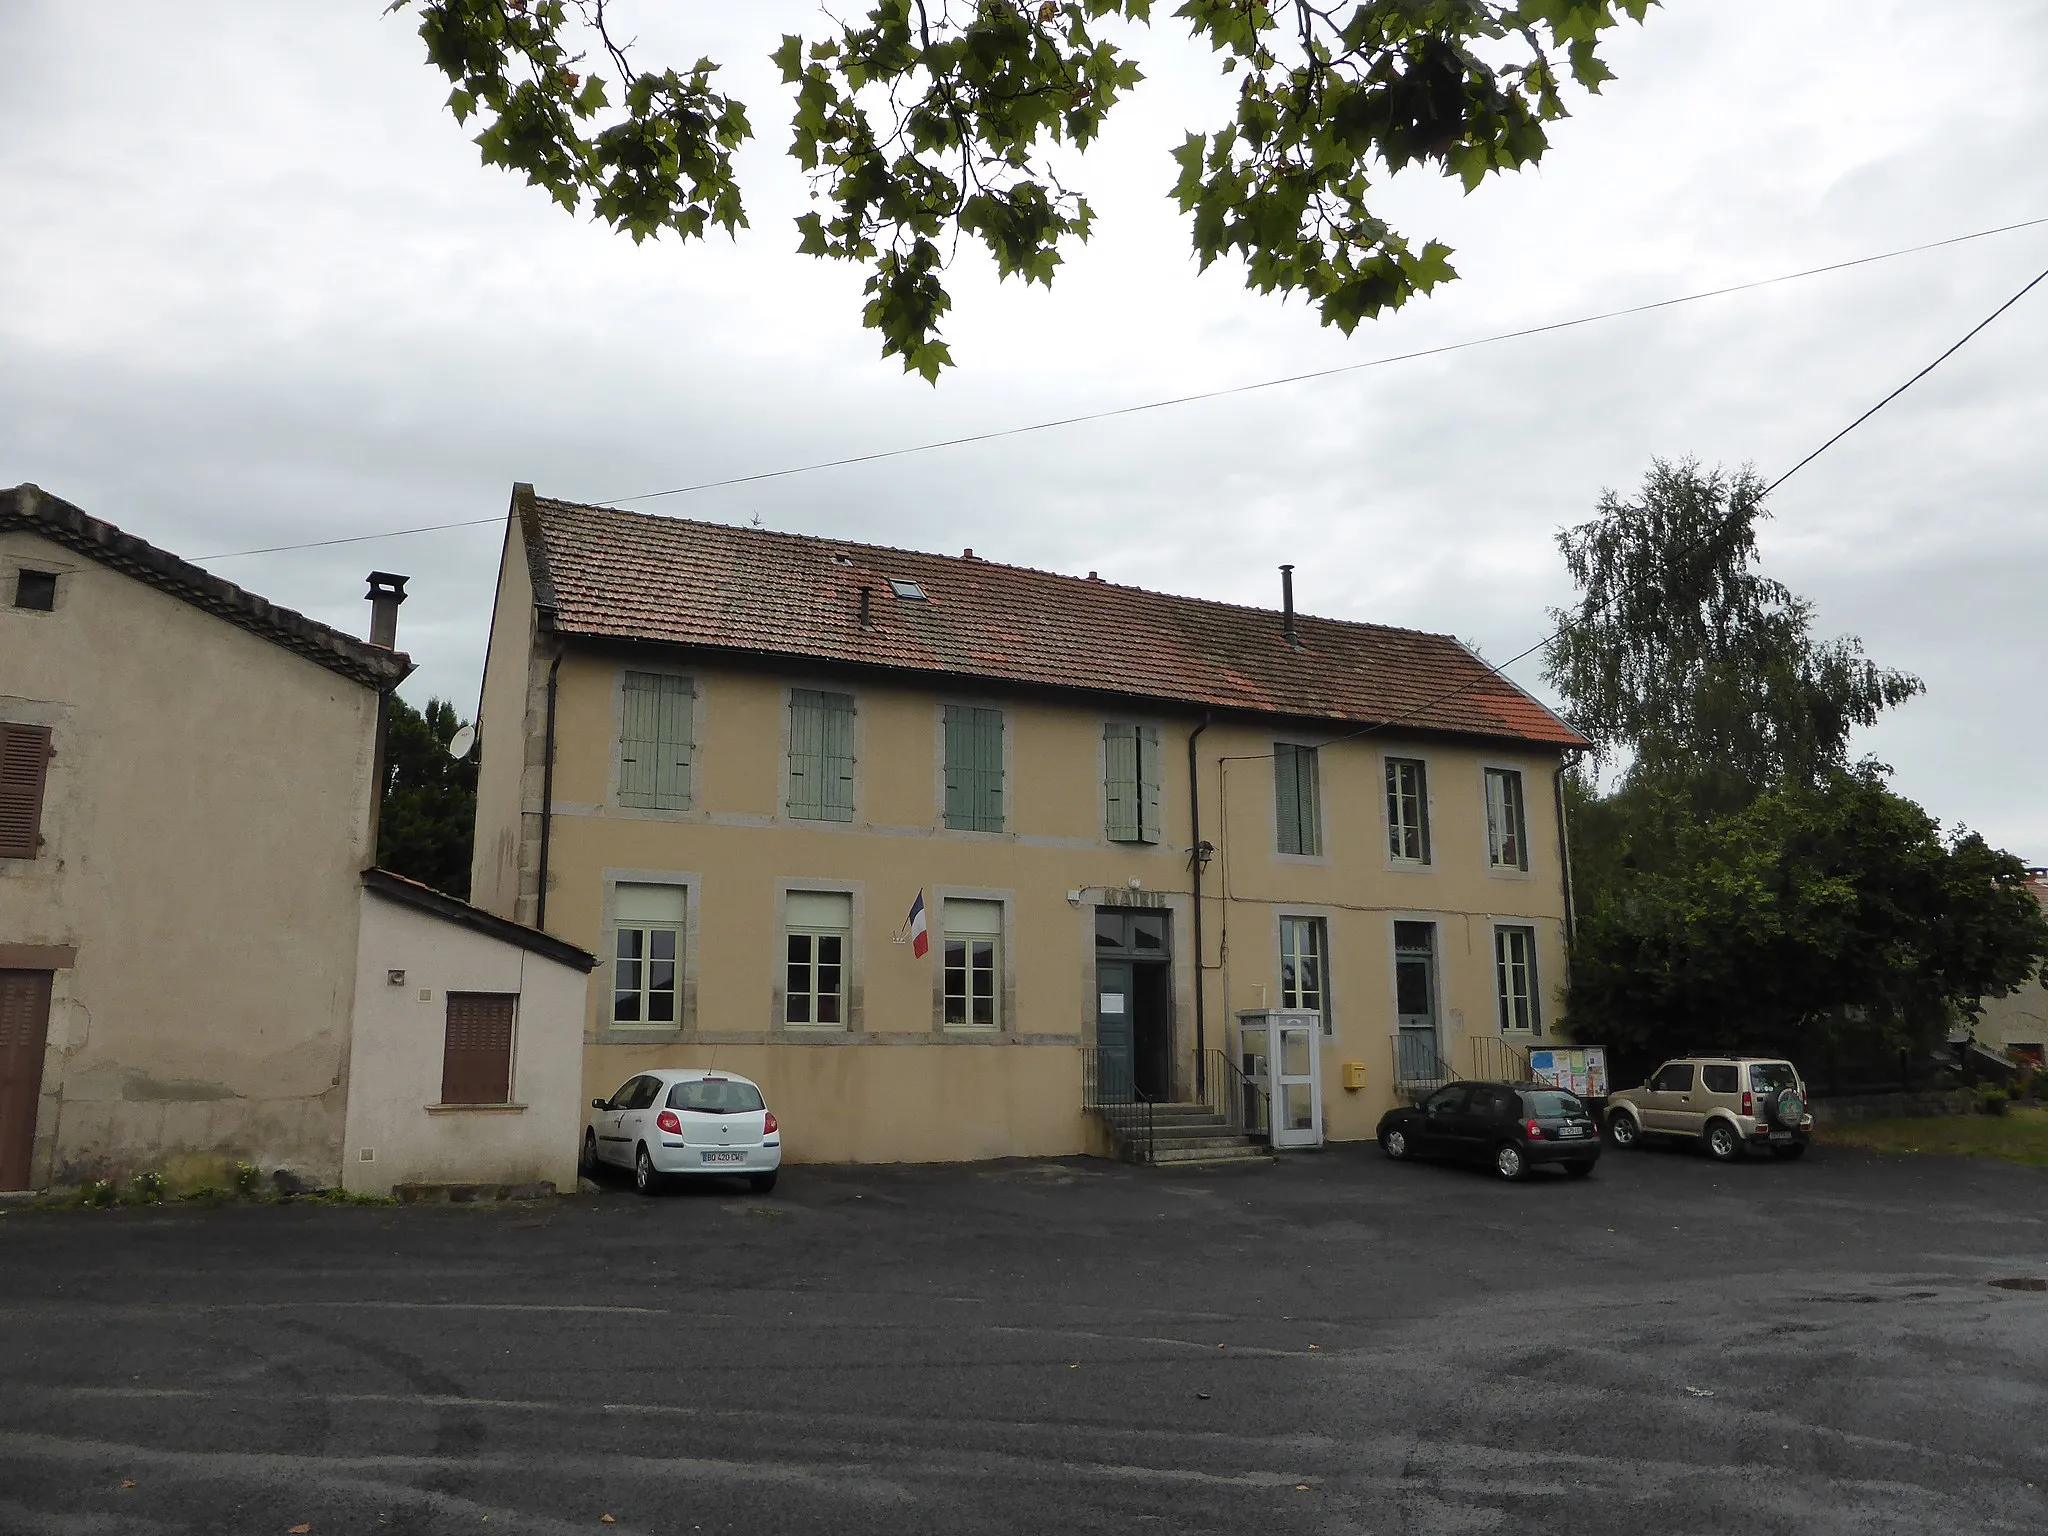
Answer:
[{"xmin": 448, "ymin": 725, "xmax": 476, "ymax": 761}]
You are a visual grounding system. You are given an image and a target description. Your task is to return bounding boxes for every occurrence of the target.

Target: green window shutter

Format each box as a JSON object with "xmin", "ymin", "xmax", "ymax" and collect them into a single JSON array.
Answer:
[
  {"xmin": 943, "ymin": 705, "xmax": 975, "ymax": 829},
  {"xmin": 973, "ymin": 707, "xmax": 1004, "ymax": 831},
  {"xmin": 1104, "ymin": 723, "xmax": 1139, "ymax": 842},
  {"xmin": 1275, "ymin": 744, "xmax": 1302, "ymax": 855},
  {"xmin": 620, "ymin": 672, "xmax": 692, "ymax": 810},
  {"xmin": 1138, "ymin": 726, "xmax": 1162, "ymax": 844},
  {"xmin": 821, "ymin": 692, "xmax": 855, "ymax": 822},
  {"xmin": 1297, "ymin": 745, "xmax": 1321, "ymax": 856},
  {"xmin": 788, "ymin": 690, "xmax": 825, "ymax": 819}
]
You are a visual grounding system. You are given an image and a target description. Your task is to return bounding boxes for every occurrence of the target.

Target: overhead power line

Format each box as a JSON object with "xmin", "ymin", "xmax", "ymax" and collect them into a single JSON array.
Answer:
[{"xmin": 193, "ymin": 214, "xmax": 2048, "ymax": 561}]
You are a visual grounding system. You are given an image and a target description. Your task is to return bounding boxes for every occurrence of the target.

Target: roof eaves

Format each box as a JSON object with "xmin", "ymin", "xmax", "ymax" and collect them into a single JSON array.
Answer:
[
  {"xmin": 1, "ymin": 483, "xmax": 413, "ymax": 693},
  {"xmin": 361, "ymin": 868, "xmax": 597, "ymax": 971}
]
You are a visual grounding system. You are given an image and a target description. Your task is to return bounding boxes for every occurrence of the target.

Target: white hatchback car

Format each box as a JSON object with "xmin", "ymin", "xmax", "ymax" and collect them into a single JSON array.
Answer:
[{"xmin": 581, "ymin": 1069, "xmax": 782, "ymax": 1195}]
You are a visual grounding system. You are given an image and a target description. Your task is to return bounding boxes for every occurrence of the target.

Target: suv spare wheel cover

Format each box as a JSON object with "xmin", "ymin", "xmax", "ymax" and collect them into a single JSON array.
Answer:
[{"xmin": 1775, "ymin": 1087, "xmax": 1805, "ymax": 1124}]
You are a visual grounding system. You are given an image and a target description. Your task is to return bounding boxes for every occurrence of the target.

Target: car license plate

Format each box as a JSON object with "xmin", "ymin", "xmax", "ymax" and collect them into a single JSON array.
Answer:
[
  {"xmin": 702, "ymin": 1151, "xmax": 746, "ymax": 1165},
  {"xmin": 1769, "ymin": 1130, "xmax": 1792, "ymax": 1142},
  {"xmin": 1558, "ymin": 1125, "xmax": 1585, "ymax": 1138}
]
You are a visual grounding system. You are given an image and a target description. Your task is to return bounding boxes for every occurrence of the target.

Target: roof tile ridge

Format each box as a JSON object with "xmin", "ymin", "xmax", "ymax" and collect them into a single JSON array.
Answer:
[{"xmin": 528, "ymin": 493, "xmax": 1471, "ymax": 648}]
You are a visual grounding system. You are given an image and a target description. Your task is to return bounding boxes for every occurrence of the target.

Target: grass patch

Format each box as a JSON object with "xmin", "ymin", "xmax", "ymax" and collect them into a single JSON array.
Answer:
[{"xmin": 1823, "ymin": 1106, "xmax": 2048, "ymax": 1166}]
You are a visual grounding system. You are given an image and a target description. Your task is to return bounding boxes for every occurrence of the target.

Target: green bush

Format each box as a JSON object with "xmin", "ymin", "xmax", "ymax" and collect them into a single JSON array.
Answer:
[
  {"xmin": 1978, "ymin": 1085, "xmax": 2010, "ymax": 1116},
  {"xmin": 130, "ymin": 1171, "xmax": 166, "ymax": 1204},
  {"xmin": 231, "ymin": 1162, "xmax": 263, "ymax": 1197},
  {"xmin": 73, "ymin": 1179, "xmax": 117, "ymax": 1208}
]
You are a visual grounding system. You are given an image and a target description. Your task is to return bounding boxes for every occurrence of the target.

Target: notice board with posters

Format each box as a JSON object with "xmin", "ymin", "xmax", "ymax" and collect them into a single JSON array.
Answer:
[{"xmin": 1528, "ymin": 1047, "xmax": 1609, "ymax": 1099}]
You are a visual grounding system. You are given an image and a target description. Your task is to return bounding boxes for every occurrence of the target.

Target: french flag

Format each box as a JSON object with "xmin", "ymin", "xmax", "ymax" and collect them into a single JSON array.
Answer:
[{"xmin": 906, "ymin": 891, "xmax": 929, "ymax": 958}]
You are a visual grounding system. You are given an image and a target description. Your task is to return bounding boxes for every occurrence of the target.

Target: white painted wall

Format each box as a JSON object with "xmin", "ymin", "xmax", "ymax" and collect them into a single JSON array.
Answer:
[{"xmin": 342, "ymin": 887, "xmax": 588, "ymax": 1195}]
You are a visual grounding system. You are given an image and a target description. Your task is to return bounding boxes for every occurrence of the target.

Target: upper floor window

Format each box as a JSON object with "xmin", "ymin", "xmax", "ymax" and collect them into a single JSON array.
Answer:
[
  {"xmin": 788, "ymin": 689, "xmax": 855, "ymax": 822},
  {"xmin": 785, "ymin": 890, "xmax": 852, "ymax": 1027},
  {"xmin": 1273, "ymin": 743, "xmax": 1322, "ymax": 856},
  {"xmin": 613, "ymin": 883, "xmax": 686, "ymax": 1032},
  {"xmin": 12, "ymin": 570, "xmax": 57, "ymax": 611},
  {"xmin": 1280, "ymin": 916, "xmax": 1331, "ymax": 1035},
  {"xmin": 1485, "ymin": 768, "xmax": 1528, "ymax": 871},
  {"xmin": 0, "ymin": 723, "xmax": 53, "ymax": 860},
  {"xmin": 1104, "ymin": 723, "xmax": 1161, "ymax": 844},
  {"xmin": 618, "ymin": 671, "xmax": 693, "ymax": 810},
  {"xmin": 1494, "ymin": 925, "xmax": 1540, "ymax": 1035},
  {"xmin": 942, "ymin": 898, "xmax": 1003, "ymax": 1029},
  {"xmin": 942, "ymin": 705, "xmax": 1004, "ymax": 832},
  {"xmin": 1386, "ymin": 757, "xmax": 1431, "ymax": 864}
]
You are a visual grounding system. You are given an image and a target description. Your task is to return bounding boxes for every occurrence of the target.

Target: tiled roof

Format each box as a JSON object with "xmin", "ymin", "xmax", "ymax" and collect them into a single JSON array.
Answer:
[
  {"xmin": 518, "ymin": 487, "xmax": 1586, "ymax": 749},
  {"xmin": 2, "ymin": 484, "xmax": 413, "ymax": 693},
  {"xmin": 362, "ymin": 868, "xmax": 596, "ymax": 971}
]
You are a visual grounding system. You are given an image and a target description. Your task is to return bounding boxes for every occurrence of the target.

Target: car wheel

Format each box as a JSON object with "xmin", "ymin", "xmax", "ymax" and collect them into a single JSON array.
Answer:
[
  {"xmin": 1565, "ymin": 1160, "xmax": 1596, "ymax": 1179},
  {"xmin": 1493, "ymin": 1142, "xmax": 1526, "ymax": 1181},
  {"xmin": 1381, "ymin": 1128, "xmax": 1411, "ymax": 1161},
  {"xmin": 1772, "ymin": 1143, "xmax": 1807, "ymax": 1161},
  {"xmin": 634, "ymin": 1145, "xmax": 662, "ymax": 1196},
  {"xmin": 1704, "ymin": 1121, "xmax": 1743, "ymax": 1162},
  {"xmin": 748, "ymin": 1172, "xmax": 778, "ymax": 1194},
  {"xmin": 1607, "ymin": 1112, "xmax": 1640, "ymax": 1150},
  {"xmin": 579, "ymin": 1131, "xmax": 599, "ymax": 1178}
]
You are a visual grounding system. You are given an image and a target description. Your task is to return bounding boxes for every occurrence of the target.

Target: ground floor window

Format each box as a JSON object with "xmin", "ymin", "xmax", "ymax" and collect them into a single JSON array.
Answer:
[
  {"xmin": 943, "ymin": 898, "xmax": 1002, "ymax": 1029},
  {"xmin": 786, "ymin": 890, "xmax": 852, "ymax": 1027},
  {"xmin": 441, "ymin": 993, "xmax": 515, "ymax": 1104},
  {"xmin": 613, "ymin": 883, "xmax": 686, "ymax": 1031},
  {"xmin": 1494, "ymin": 925, "xmax": 1540, "ymax": 1035},
  {"xmin": 1279, "ymin": 915, "xmax": 1330, "ymax": 1034}
]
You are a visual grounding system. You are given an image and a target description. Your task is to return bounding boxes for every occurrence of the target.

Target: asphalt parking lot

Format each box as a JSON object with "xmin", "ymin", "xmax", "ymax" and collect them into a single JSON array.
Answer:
[{"xmin": 2, "ymin": 1139, "xmax": 2046, "ymax": 1536}]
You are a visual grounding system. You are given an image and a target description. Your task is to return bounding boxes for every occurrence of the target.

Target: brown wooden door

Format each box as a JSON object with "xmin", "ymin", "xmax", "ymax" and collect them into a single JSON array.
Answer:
[{"xmin": 0, "ymin": 970, "xmax": 54, "ymax": 1190}]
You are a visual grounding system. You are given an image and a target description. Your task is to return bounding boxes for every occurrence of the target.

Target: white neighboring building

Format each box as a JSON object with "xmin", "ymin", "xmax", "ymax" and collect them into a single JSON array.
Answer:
[{"xmin": 345, "ymin": 869, "xmax": 595, "ymax": 1196}]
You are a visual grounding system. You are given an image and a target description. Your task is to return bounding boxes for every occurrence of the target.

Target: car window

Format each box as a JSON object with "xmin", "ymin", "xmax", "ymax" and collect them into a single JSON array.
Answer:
[
  {"xmin": 1650, "ymin": 1063, "xmax": 1696, "ymax": 1093},
  {"xmin": 606, "ymin": 1078, "xmax": 643, "ymax": 1110},
  {"xmin": 1467, "ymin": 1087, "xmax": 1497, "ymax": 1116},
  {"xmin": 628, "ymin": 1076, "xmax": 664, "ymax": 1110},
  {"xmin": 1521, "ymin": 1090, "xmax": 1587, "ymax": 1119},
  {"xmin": 668, "ymin": 1078, "xmax": 766, "ymax": 1114},
  {"xmin": 1424, "ymin": 1086, "xmax": 1469, "ymax": 1115},
  {"xmin": 1750, "ymin": 1063, "xmax": 1800, "ymax": 1092},
  {"xmin": 1701, "ymin": 1064, "xmax": 1739, "ymax": 1094}
]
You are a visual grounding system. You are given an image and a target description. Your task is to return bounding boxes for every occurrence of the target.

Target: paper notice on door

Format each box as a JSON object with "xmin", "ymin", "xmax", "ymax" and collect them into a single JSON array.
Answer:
[{"xmin": 1100, "ymin": 993, "xmax": 1126, "ymax": 1014}]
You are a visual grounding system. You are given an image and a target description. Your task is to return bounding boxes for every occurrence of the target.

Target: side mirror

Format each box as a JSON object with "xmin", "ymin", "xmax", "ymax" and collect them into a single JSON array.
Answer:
[{"xmin": 590, "ymin": 1099, "xmax": 607, "ymax": 1109}]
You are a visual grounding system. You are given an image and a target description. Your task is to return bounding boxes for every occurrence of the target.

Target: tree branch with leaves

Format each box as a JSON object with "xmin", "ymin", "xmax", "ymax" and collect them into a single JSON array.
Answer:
[{"xmin": 395, "ymin": 0, "xmax": 1654, "ymax": 377}]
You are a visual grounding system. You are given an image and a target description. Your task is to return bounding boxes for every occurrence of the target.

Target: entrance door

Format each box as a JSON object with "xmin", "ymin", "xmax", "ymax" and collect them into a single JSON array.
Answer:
[
  {"xmin": 1271, "ymin": 1013, "xmax": 1324, "ymax": 1147},
  {"xmin": 0, "ymin": 970, "xmax": 54, "ymax": 1191},
  {"xmin": 1096, "ymin": 959, "xmax": 1136, "ymax": 1101},
  {"xmin": 1393, "ymin": 921, "xmax": 1440, "ymax": 1084}
]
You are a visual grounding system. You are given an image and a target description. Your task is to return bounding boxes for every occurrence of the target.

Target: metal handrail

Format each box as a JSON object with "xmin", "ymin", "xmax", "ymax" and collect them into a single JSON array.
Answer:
[
  {"xmin": 1390, "ymin": 1031, "xmax": 1455, "ymax": 1101},
  {"xmin": 1200, "ymin": 1048, "xmax": 1269, "ymax": 1142},
  {"xmin": 1082, "ymin": 1048, "xmax": 1155, "ymax": 1163},
  {"xmin": 1464, "ymin": 1035, "xmax": 1533, "ymax": 1084}
]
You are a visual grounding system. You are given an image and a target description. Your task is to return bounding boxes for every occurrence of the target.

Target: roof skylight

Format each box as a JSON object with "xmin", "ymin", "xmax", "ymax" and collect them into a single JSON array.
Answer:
[{"xmin": 888, "ymin": 579, "xmax": 927, "ymax": 601}]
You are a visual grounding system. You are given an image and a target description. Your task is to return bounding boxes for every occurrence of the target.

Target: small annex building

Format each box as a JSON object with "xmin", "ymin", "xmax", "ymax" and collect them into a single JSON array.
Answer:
[{"xmin": 1, "ymin": 484, "xmax": 590, "ymax": 1197}]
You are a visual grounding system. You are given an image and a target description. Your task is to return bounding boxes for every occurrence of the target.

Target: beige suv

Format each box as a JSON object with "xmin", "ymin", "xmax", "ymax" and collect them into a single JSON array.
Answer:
[{"xmin": 1606, "ymin": 1057, "xmax": 1814, "ymax": 1161}]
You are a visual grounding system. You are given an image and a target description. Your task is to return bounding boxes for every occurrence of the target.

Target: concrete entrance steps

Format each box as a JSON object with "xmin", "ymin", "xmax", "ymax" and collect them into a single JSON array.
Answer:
[{"xmin": 1143, "ymin": 1103, "xmax": 1271, "ymax": 1166}]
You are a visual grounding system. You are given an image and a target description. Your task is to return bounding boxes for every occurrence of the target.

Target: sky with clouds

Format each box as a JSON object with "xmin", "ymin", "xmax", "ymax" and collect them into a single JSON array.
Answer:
[{"xmin": 4, "ymin": 1, "xmax": 2045, "ymax": 859}]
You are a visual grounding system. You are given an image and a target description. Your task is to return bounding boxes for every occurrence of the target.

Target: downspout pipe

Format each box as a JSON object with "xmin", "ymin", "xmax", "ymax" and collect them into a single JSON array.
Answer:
[
  {"xmin": 535, "ymin": 649, "xmax": 564, "ymax": 932},
  {"xmin": 1554, "ymin": 755, "xmax": 1578, "ymax": 953},
  {"xmin": 1188, "ymin": 713, "xmax": 1214, "ymax": 1097}
]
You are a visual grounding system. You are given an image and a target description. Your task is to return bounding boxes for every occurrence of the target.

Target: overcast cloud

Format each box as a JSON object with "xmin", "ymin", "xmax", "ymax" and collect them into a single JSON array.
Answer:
[{"xmin": 4, "ymin": 1, "xmax": 2044, "ymax": 858}]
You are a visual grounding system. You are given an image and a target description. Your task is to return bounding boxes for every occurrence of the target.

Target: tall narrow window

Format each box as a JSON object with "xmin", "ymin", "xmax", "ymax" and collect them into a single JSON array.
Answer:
[
  {"xmin": 618, "ymin": 671, "xmax": 694, "ymax": 810},
  {"xmin": 1104, "ymin": 723, "xmax": 1162, "ymax": 843},
  {"xmin": 788, "ymin": 690, "xmax": 855, "ymax": 822},
  {"xmin": 942, "ymin": 898, "xmax": 1003, "ymax": 1029},
  {"xmin": 1485, "ymin": 768, "xmax": 1528, "ymax": 871},
  {"xmin": 1280, "ymin": 916, "xmax": 1331, "ymax": 1035},
  {"xmin": 0, "ymin": 724, "xmax": 52, "ymax": 861},
  {"xmin": 785, "ymin": 890, "xmax": 852, "ymax": 1027},
  {"xmin": 1386, "ymin": 757, "xmax": 1431, "ymax": 863},
  {"xmin": 441, "ymin": 993, "xmax": 516, "ymax": 1104},
  {"xmin": 1273, "ymin": 743, "xmax": 1322, "ymax": 856},
  {"xmin": 613, "ymin": 883, "xmax": 686, "ymax": 1031},
  {"xmin": 1495, "ymin": 926, "xmax": 1540, "ymax": 1035},
  {"xmin": 943, "ymin": 705, "xmax": 1004, "ymax": 832}
]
